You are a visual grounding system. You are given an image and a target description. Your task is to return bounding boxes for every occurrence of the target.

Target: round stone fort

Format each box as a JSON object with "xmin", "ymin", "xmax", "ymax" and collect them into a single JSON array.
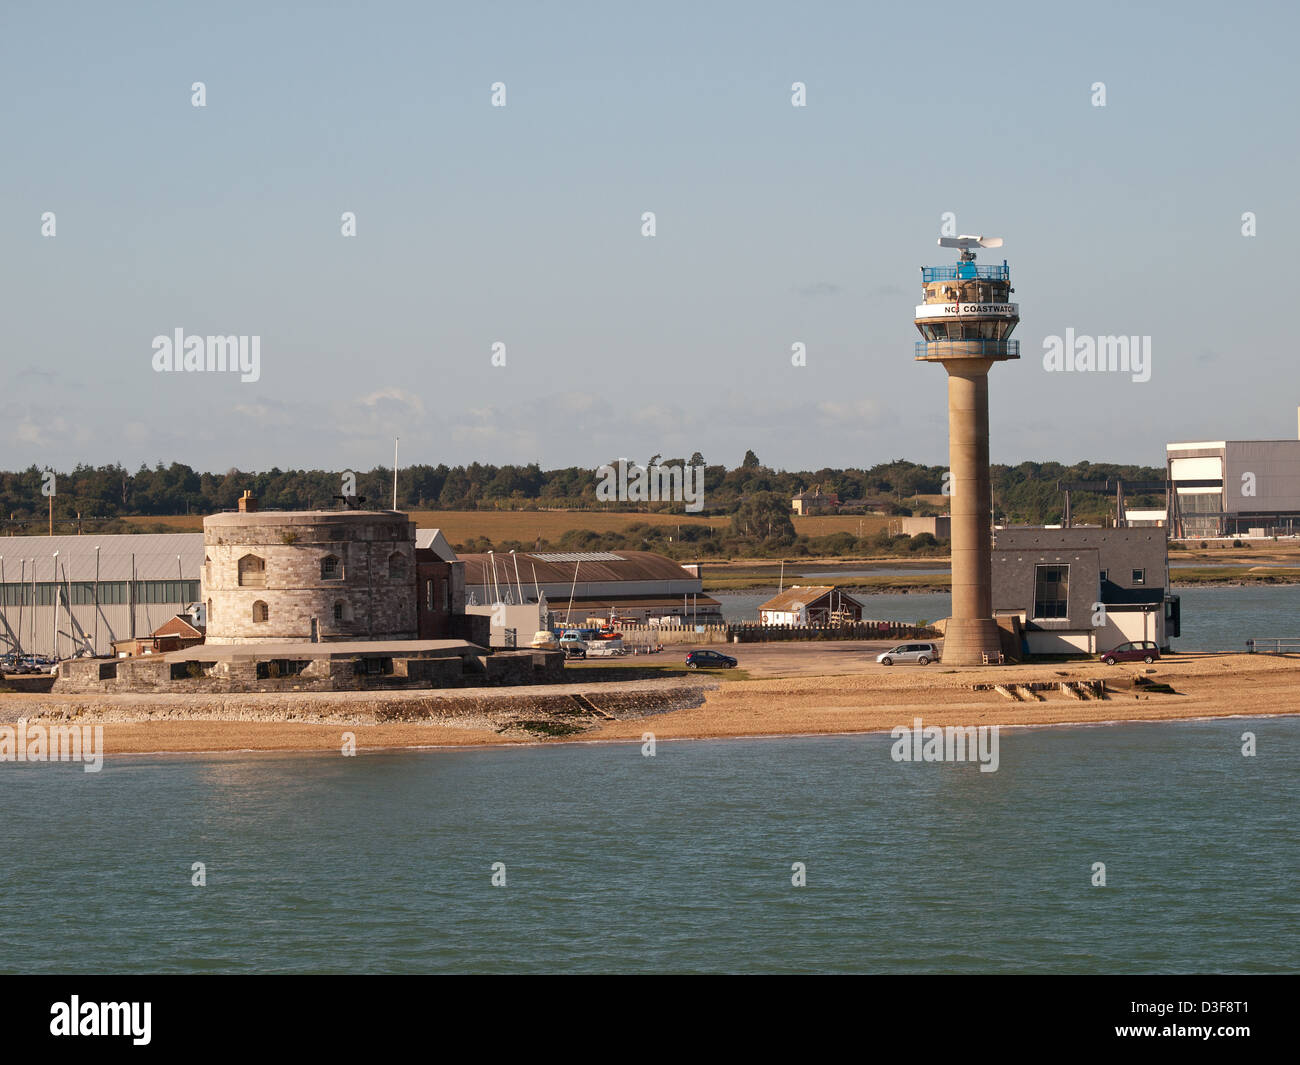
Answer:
[{"xmin": 202, "ymin": 507, "xmax": 417, "ymax": 644}]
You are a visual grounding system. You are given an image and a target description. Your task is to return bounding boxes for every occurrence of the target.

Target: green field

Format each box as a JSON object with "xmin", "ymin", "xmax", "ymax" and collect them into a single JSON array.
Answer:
[{"xmin": 114, "ymin": 509, "xmax": 891, "ymax": 545}]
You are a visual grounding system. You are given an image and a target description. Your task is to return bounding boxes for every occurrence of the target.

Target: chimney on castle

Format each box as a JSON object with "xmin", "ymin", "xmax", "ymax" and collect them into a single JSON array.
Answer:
[{"xmin": 238, "ymin": 491, "xmax": 259, "ymax": 513}]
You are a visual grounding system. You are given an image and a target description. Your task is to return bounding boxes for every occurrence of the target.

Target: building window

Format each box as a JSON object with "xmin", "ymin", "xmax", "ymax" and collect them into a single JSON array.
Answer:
[
  {"xmin": 238, "ymin": 554, "xmax": 266, "ymax": 588},
  {"xmin": 333, "ymin": 601, "xmax": 345, "ymax": 623},
  {"xmin": 256, "ymin": 659, "xmax": 309, "ymax": 679},
  {"xmin": 1099, "ymin": 569, "xmax": 1108, "ymax": 583},
  {"xmin": 253, "ymin": 600, "xmax": 269, "ymax": 623},
  {"xmin": 425, "ymin": 579, "xmax": 434, "ymax": 611},
  {"xmin": 1132, "ymin": 568, "xmax": 1146, "ymax": 585},
  {"xmin": 1033, "ymin": 564, "xmax": 1069, "ymax": 619},
  {"xmin": 208, "ymin": 598, "xmax": 214, "ymax": 622},
  {"xmin": 321, "ymin": 555, "xmax": 342, "ymax": 581},
  {"xmin": 388, "ymin": 551, "xmax": 406, "ymax": 580}
]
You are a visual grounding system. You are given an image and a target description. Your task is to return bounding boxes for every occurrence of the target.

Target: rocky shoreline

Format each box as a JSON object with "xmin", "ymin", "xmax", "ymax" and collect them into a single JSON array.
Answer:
[{"xmin": 7, "ymin": 678, "xmax": 715, "ymax": 741}]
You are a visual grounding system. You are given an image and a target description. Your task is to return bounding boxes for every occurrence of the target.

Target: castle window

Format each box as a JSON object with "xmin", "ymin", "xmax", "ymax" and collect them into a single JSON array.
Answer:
[
  {"xmin": 321, "ymin": 555, "xmax": 342, "ymax": 581},
  {"xmin": 253, "ymin": 600, "xmax": 269, "ymax": 623},
  {"xmin": 238, "ymin": 554, "xmax": 266, "ymax": 588},
  {"xmin": 333, "ymin": 601, "xmax": 345, "ymax": 623},
  {"xmin": 425, "ymin": 579, "xmax": 434, "ymax": 611},
  {"xmin": 388, "ymin": 551, "xmax": 406, "ymax": 580}
]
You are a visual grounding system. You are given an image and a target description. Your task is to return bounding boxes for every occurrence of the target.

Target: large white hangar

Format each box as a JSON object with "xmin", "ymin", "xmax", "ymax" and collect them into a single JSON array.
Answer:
[{"xmin": 0, "ymin": 532, "xmax": 204, "ymax": 658}]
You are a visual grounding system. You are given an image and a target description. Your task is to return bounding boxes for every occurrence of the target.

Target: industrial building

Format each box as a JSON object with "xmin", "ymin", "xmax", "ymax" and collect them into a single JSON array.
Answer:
[
  {"xmin": 458, "ymin": 550, "xmax": 722, "ymax": 627},
  {"xmin": 1168, "ymin": 437, "xmax": 1300, "ymax": 538},
  {"xmin": 897, "ymin": 515, "xmax": 951, "ymax": 539},
  {"xmin": 0, "ymin": 532, "xmax": 204, "ymax": 658},
  {"xmin": 991, "ymin": 526, "xmax": 1178, "ymax": 656}
]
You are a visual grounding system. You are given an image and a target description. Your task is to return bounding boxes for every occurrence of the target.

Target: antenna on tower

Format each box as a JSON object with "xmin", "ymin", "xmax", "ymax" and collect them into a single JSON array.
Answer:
[{"xmin": 938, "ymin": 234, "xmax": 1003, "ymax": 261}]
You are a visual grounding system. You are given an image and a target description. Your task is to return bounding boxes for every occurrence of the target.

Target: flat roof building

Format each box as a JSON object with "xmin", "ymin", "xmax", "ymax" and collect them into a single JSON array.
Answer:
[
  {"xmin": 1168, "ymin": 436, "xmax": 1300, "ymax": 538},
  {"xmin": 992, "ymin": 526, "xmax": 1178, "ymax": 656}
]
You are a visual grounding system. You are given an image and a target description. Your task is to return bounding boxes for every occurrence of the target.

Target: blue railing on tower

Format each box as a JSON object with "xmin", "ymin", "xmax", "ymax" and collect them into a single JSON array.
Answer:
[
  {"xmin": 921, "ymin": 261, "xmax": 1010, "ymax": 283},
  {"xmin": 915, "ymin": 339, "xmax": 1020, "ymax": 358}
]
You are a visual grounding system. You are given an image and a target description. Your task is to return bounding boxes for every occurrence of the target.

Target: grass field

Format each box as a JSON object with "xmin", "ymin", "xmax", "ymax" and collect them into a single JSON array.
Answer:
[
  {"xmin": 120, "ymin": 510, "xmax": 729, "ymax": 541},
  {"xmin": 116, "ymin": 510, "xmax": 892, "ymax": 544}
]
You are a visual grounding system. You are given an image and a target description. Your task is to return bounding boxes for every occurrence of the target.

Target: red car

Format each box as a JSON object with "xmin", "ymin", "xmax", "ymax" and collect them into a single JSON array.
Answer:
[{"xmin": 1100, "ymin": 641, "xmax": 1160, "ymax": 665}]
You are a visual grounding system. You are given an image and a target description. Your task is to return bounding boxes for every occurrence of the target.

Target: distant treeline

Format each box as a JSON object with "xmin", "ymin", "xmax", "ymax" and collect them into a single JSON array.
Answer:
[{"xmin": 0, "ymin": 452, "xmax": 1164, "ymax": 552}]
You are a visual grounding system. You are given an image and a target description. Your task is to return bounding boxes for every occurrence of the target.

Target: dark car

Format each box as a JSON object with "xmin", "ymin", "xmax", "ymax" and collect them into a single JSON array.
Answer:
[
  {"xmin": 685, "ymin": 649, "xmax": 737, "ymax": 669},
  {"xmin": 1100, "ymin": 640, "xmax": 1160, "ymax": 665}
]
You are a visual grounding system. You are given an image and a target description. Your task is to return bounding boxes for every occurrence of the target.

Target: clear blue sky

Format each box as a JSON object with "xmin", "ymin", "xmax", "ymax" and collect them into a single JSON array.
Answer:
[{"xmin": 2, "ymin": 0, "xmax": 1296, "ymax": 474}]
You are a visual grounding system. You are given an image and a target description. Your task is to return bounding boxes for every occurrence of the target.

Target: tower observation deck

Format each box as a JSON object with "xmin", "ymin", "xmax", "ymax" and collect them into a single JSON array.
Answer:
[{"xmin": 914, "ymin": 235, "xmax": 1019, "ymax": 665}]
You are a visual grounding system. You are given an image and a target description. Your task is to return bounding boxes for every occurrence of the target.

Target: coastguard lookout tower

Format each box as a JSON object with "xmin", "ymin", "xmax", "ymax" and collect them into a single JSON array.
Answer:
[{"xmin": 914, "ymin": 235, "xmax": 1019, "ymax": 665}]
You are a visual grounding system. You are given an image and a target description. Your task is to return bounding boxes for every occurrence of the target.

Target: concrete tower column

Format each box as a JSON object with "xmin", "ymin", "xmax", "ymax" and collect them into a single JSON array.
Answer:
[
  {"xmin": 942, "ymin": 360, "xmax": 1003, "ymax": 665},
  {"xmin": 914, "ymin": 240, "xmax": 1018, "ymax": 665}
]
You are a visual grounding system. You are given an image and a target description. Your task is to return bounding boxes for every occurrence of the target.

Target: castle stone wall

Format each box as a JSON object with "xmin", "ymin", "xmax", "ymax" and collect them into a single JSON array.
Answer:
[{"xmin": 202, "ymin": 510, "xmax": 417, "ymax": 644}]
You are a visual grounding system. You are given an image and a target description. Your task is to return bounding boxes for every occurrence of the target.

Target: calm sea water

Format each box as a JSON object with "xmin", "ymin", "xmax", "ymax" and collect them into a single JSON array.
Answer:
[
  {"xmin": 718, "ymin": 584, "xmax": 1300, "ymax": 652},
  {"xmin": 1, "ymin": 719, "xmax": 1296, "ymax": 974}
]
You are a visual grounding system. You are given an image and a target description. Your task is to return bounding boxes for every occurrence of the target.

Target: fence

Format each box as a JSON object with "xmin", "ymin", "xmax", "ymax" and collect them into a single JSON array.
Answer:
[
  {"xmin": 616, "ymin": 624, "xmax": 729, "ymax": 647},
  {"xmin": 727, "ymin": 621, "xmax": 940, "ymax": 643},
  {"xmin": 599, "ymin": 621, "xmax": 941, "ymax": 647},
  {"xmin": 1245, "ymin": 638, "xmax": 1300, "ymax": 654}
]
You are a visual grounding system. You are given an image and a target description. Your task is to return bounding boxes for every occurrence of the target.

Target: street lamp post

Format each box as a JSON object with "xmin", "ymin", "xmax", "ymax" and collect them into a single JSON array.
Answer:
[
  {"xmin": 51, "ymin": 550, "xmax": 59, "ymax": 661},
  {"xmin": 93, "ymin": 545, "xmax": 101, "ymax": 655}
]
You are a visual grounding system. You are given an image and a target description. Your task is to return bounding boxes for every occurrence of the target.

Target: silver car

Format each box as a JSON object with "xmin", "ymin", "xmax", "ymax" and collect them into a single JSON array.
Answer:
[{"xmin": 876, "ymin": 642, "xmax": 940, "ymax": 666}]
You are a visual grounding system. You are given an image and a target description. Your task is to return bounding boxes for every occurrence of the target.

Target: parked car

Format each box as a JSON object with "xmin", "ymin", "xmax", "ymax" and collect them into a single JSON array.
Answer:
[
  {"xmin": 1100, "ymin": 641, "xmax": 1160, "ymax": 665},
  {"xmin": 558, "ymin": 633, "xmax": 587, "ymax": 659},
  {"xmin": 876, "ymin": 642, "xmax": 940, "ymax": 666},
  {"xmin": 685, "ymin": 649, "xmax": 737, "ymax": 669}
]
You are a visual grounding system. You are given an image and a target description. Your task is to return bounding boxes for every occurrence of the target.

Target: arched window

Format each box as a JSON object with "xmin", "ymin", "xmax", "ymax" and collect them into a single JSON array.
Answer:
[
  {"xmin": 388, "ymin": 551, "xmax": 406, "ymax": 580},
  {"xmin": 425, "ymin": 579, "xmax": 434, "ymax": 611},
  {"xmin": 207, "ymin": 598, "xmax": 213, "ymax": 623},
  {"xmin": 320, "ymin": 555, "xmax": 342, "ymax": 581},
  {"xmin": 238, "ymin": 554, "xmax": 266, "ymax": 587},
  {"xmin": 253, "ymin": 600, "xmax": 269, "ymax": 623}
]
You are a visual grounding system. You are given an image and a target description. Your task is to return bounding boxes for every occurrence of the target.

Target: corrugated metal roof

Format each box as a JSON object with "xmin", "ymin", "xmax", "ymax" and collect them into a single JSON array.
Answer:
[
  {"xmin": 531, "ymin": 551, "xmax": 626, "ymax": 562},
  {"xmin": 0, "ymin": 533, "xmax": 204, "ymax": 581},
  {"xmin": 551, "ymin": 595, "xmax": 722, "ymax": 611},
  {"xmin": 460, "ymin": 550, "xmax": 695, "ymax": 586}
]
